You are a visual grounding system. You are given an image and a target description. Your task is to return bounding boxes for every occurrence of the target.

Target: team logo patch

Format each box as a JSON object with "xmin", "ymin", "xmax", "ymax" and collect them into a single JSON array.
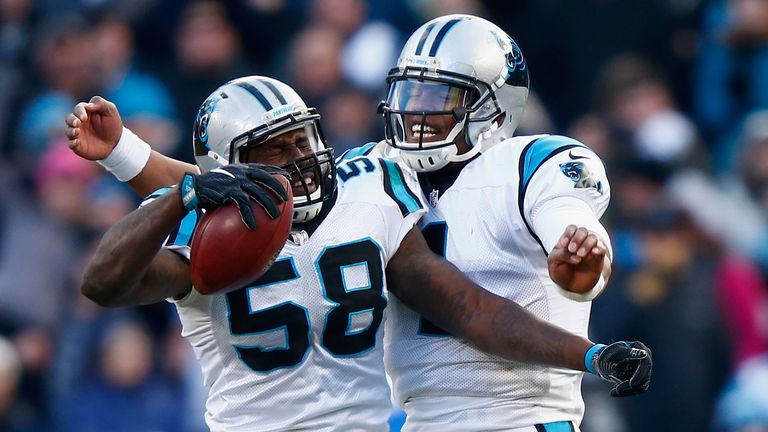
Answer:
[
  {"xmin": 429, "ymin": 189, "xmax": 440, "ymax": 207},
  {"xmin": 559, "ymin": 161, "xmax": 603, "ymax": 194}
]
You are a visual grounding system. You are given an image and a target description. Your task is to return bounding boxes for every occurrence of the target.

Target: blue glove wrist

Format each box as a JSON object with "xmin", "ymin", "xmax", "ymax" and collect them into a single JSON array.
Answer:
[
  {"xmin": 180, "ymin": 173, "xmax": 199, "ymax": 211},
  {"xmin": 585, "ymin": 343, "xmax": 606, "ymax": 374}
]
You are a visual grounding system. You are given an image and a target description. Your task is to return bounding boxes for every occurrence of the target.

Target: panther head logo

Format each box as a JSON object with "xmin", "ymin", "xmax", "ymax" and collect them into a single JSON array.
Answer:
[
  {"xmin": 193, "ymin": 98, "xmax": 218, "ymax": 156},
  {"xmin": 559, "ymin": 161, "xmax": 603, "ymax": 194}
]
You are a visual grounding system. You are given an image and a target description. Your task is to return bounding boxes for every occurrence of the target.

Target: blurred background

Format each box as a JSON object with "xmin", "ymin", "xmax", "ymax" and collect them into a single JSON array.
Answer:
[{"xmin": 0, "ymin": 0, "xmax": 767, "ymax": 431}]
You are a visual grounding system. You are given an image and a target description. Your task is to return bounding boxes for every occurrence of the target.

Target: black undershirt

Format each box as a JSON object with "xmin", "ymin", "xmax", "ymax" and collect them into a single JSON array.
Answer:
[{"xmin": 417, "ymin": 155, "xmax": 480, "ymax": 201}]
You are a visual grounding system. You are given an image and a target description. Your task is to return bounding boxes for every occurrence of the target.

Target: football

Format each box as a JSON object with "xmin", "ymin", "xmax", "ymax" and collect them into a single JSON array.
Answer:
[{"xmin": 189, "ymin": 175, "xmax": 293, "ymax": 295}]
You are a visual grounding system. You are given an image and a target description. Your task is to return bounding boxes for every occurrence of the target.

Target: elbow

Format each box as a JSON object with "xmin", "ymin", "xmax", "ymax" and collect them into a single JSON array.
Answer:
[{"xmin": 80, "ymin": 270, "xmax": 127, "ymax": 308}]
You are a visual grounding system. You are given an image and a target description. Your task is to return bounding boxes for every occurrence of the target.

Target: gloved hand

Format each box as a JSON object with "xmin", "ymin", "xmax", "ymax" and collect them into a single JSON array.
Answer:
[
  {"xmin": 180, "ymin": 164, "xmax": 290, "ymax": 229},
  {"xmin": 586, "ymin": 341, "xmax": 652, "ymax": 397}
]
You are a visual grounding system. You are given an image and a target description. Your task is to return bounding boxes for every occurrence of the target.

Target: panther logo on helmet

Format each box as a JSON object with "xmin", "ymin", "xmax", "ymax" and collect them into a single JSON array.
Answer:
[
  {"xmin": 191, "ymin": 76, "xmax": 337, "ymax": 223},
  {"xmin": 381, "ymin": 15, "xmax": 531, "ymax": 172},
  {"xmin": 194, "ymin": 97, "xmax": 218, "ymax": 156},
  {"xmin": 504, "ymin": 38, "xmax": 528, "ymax": 87}
]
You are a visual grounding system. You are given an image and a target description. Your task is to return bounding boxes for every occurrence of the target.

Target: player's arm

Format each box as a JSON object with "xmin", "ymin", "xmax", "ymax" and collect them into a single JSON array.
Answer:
[
  {"xmin": 81, "ymin": 189, "xmax": 193, "ymax": 306},
  {"xmin": 521, "ymin": 136, "xmax": 613, "ymax": 300},
  {"xmin": 387, "ymin": 227, "xmax": 589, "ymax": 370},
  {"xmin": 386, "ymin": 227, "xmax": 651, "ymax": 396},
  {"xmin": 135, "ymin": 150, "xmax": 198, "ymax": 196},
  {"xmin": 82, "ymin": 164, "xmax": 289, "ymax": 307},
  {"xmin": 65, "ymin": 96, "xmax": 196, "ymax": 196}
]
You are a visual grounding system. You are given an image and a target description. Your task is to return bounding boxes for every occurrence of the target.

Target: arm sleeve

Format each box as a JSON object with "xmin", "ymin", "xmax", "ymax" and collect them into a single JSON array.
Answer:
[
  {"xmin": 520, "ymin": 136, "xmax": 611, "ymax": 251},
  {"xmin": 139, "ymin": 187, "xmax": 202, "ymax": 261},
  {"xmin": 519, "ymin": 136, "xmax": 612, "ymax": 301},
  {"xmin": 531, "ymin": 197, "xmax": 612, "ymax": 262},
  {"xmin": 532, "ymin": 196, "xmax": 612, "ymax": 302}
]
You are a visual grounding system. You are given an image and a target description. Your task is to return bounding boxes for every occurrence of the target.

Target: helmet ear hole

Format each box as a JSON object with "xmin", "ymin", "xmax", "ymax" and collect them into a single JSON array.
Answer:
[{"xmin": 494, "ymin": 112, "xmax": 507, "ymax": 127}]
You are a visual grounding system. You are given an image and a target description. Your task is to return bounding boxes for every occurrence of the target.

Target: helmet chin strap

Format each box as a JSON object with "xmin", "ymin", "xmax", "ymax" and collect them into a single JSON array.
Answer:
[
  {"xmin": 207, "ymin": 151, "xmax": 229, "ymax": 167},
  {"xmin": 446, "ymin": 120, "xmax": 498, "ymax": 163},
  {"xmin": 397, "ymin": 116, "xmax": 502, "ymax": 172}
]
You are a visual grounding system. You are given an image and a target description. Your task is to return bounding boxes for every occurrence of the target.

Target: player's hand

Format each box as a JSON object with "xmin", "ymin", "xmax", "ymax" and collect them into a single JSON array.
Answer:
[
  {"xmin": 65, "ymin": 96, "xmax": 123, "ymax": 160},
  {"xmin": 589, "ymin": 341, "xmax": 652, "ymax": 397},
  {"xmin": 547, "ymin": 225, "xmax": 608, "ymax": 294},
  {"xmin": 180, "ymin": 164, "xmax": 290, "ymax": 230}
]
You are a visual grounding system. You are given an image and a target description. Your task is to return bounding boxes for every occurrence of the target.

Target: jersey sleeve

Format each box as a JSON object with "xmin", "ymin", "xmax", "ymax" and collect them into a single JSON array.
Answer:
[
  {"xmin": 336, "ymin": 140, "xmax": 394, "ymax": 163},
  {"xmin": 140, "ymin": 187, "xmax": 203, "ymax": 261},
  {"xmin": 336, "ymin": 141, "xmax": 380, "ymax": 163},
  {"xmin": 517, "ymin": 135, "xmax": 612, "ymax": 255},
  {"xmin": 376, "ymin": 158, "xmax": 428, "ymax": 259}
]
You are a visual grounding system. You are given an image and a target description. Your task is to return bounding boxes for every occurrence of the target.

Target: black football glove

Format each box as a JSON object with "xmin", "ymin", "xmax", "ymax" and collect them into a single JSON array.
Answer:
[
  {"xmin": 587, "ymin": 341, "xmax": 652, "ymax": 397},
  {"xmin": 179, "ymin": 163, "xmax": 290, "ymax": 230}
]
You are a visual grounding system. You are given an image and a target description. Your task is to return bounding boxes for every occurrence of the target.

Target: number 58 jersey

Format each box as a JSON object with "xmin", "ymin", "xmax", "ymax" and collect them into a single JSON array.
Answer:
[{"xmin": 160, "ymin": 155, "xmax": 426, "ymax": 432}]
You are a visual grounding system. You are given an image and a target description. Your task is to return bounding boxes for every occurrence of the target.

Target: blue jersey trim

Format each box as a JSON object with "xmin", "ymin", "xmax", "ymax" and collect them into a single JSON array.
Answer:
[
  {"xmin": 380, "ymin": 159, "xmax": 423, "ymax": 216},
  {"xmin": 146, "ymin": 186, "xmax": 200, "ymax": 248},
  {"xmin": 337, "ymin": 142, "xmax": 377, "ymax": 162},
  {"xmin": 518, "ymin": 136, "xmax": 588, "ymax": 255},
  {"xmin": 535, "ymin": 421, "xmax": 576, "ymax": 432},
  {"xmin": 173, "ymin": 210, "xmax": 199, "ymax": 246},
  {"xmin": 145, "ymin": 186, "xmax": 172, "ymax": 200},
  {"xmin": 521, "ymin": 135, "xmax": 587, "ymax": 189}
]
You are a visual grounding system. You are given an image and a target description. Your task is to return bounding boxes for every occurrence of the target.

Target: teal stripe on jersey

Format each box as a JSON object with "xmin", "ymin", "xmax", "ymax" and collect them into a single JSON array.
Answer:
[
  {"xmin": 518, "ymin": 135, "xmax": 587, "ymax": 256},
  {"xmin": 338, "ymin": 142, "xmax": 377, "ymax": 162},
  {"xmin": 521, "ymin": 135, "xmax": 586, "ymax": 188},
  {"xmin": 541, "ymin": 421, "xmax": 574, "ymax": 432},
  {"xmin": 380, "ymin": 159, "xmax": 422, "ymax": 216},
  {"xmin": 144, "ymin": 186, "xmax": 173, "ymax": 201},
  {"xmin": 172, "ymin": 210, "xmax": 199, "ymax": 246}
]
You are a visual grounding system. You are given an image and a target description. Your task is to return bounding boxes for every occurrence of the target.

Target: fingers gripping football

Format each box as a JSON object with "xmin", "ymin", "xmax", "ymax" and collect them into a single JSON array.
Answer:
[
  {"xmin": 591, "ymin": 341, "xmax": 653, "ymax": 397},
  {"xmin": 180, "ymin": 164, "xmax": 290, "ymax": 229}
]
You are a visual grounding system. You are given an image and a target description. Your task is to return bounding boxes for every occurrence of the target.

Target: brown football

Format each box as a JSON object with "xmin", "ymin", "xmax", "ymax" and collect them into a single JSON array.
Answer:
[{"xmin": 189, "ymin": 175, "xmax": 293, "ymax": 295}]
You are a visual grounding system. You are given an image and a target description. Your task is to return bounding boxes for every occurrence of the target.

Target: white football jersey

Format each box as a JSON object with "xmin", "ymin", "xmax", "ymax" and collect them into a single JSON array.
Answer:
[
  {"xmin": 382, "ymin": 135, "xmax": 611, "ymax": 431},
  {"xmin": 151, "ymin": 154, "xmax": 426, "ymax": 432}
]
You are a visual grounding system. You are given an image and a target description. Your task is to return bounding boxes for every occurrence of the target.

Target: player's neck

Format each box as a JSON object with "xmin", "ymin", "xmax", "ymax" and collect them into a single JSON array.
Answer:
[{"xmin": 418, "ymin": 156, "xmax": 476, "ymax": 202}]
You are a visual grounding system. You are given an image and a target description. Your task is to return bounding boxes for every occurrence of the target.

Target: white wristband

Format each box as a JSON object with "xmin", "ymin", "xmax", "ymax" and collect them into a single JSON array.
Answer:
[
  {"xmin": 555, "ymin": 273, "xmax": 606, "ymax": 302},
  {"xmin": 96, "ymin": 127, "xmax": 151, "ymax": 182}
]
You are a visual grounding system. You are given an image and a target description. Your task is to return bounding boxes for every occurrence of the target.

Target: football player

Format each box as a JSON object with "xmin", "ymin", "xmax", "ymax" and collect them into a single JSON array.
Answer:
[
  {"xmin": 376, "ymin": 14, "xmax": 627, "ymax": 431},
  {"xmin": 67, "ymin": 76, "xmax": 650, "ymax": 431}
]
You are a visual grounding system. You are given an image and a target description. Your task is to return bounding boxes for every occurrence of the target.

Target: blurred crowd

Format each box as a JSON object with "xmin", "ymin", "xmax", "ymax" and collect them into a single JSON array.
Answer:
[{"xmin": 0, "ymin": 0, "xmax": 767, "ymax": 431}]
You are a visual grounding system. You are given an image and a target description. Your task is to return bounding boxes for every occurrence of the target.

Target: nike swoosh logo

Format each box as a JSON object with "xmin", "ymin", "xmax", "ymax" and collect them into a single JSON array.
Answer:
[{"xmin": 569, "ymin": 151, "xmax": 588, "ymax": 160}]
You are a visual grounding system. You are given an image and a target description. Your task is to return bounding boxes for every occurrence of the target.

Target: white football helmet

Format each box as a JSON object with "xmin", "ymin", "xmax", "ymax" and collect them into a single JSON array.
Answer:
[
  {"xmin": 380, "ymin": 15, "xmax": 530, "ymax": 172},
  {"xmin": 192, "ymin": 76, "xmax": 336, "ymax": 223}
]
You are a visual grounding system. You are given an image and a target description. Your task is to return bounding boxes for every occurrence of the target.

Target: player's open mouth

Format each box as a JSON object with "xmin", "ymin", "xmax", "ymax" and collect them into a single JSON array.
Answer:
[
  {"xmin": 292, "ymin": 174, "xmax": 317, "ymax": 195},
  {"xmin": 410, "ymin": 123, "xmax": 441, "ymax": 141}
]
